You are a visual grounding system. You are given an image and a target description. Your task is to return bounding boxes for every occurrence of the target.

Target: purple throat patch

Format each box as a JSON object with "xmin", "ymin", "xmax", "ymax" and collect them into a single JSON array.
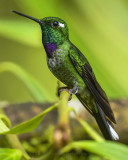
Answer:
[{"xmin": 44, "ymin": 43, "xmax": 57, "ymax": 58}]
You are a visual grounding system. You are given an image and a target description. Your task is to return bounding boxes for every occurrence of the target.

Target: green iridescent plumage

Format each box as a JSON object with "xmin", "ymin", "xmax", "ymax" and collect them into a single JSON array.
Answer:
[
  {"xmin": 41, "ymin": 17, "xmax": 69, "ymax": 46},
  {"xmin": 12, "ymin": 10, "xmax": 119, "ymax": 141}
]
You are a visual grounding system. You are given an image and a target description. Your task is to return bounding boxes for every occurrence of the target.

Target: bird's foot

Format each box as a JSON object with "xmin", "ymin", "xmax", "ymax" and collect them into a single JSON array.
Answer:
[
  {"xmin": 69, "ymin": 86, "xmax": 78, "ymax": 95},
  {"xmin": 58, "ymin": 87, "xmax": 69, "ymax": 96},
  {"xmin": 58, "ymin": 86, "xmax": 78, "ymax": 101},
  {"xmin": 69, "ymin": 86, "xmax": 79, "ymax": 100}
]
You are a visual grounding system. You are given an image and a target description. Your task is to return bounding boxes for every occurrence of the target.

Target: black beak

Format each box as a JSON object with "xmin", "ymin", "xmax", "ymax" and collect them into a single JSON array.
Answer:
[{"xmin": 12, "ymin": 10, "xmax": 44, "ymax": 25}]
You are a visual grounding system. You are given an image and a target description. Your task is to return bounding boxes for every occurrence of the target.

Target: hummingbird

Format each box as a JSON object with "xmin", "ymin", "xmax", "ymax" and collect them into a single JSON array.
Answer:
[{"xmin": 12, "ymin": 10, "xmax": 119, "ymax": 140}]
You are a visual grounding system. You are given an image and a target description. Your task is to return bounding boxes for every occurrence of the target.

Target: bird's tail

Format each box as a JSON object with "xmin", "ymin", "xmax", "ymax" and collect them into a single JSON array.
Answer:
[
  {"xmin": 76, "ymin": 94, "xmax": 119, "ymax": 140},
  {"xmin": 93, "ymin": 103, "xmax": 119, "ymax": 140}
]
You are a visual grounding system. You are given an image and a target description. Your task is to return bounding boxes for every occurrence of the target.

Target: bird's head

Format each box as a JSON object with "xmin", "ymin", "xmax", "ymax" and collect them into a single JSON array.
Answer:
[{"xmin": 12, "ymin": 11, "xmax": 69, "ymax": 46}]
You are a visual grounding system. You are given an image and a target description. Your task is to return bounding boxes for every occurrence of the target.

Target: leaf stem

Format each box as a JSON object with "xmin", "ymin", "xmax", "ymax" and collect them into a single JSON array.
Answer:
[
  {"xmin": 0, "ymin": 62, "xmax": 51, "ymax": 102},
  {"xmin": 53, "ymin": 81, "xmax": 70, "ymax": 149},
  {"xmin": 0, "ymin": 105, "xmax": 30, "ymax": 160},
  {"xmin": 6, "ymin": 134, "xmax": 30, "ymax": 160},
  {"xmin": 58, "ymin": 82, "xmax": 70, "ymax": 125},
  {"xmin": 77, "ymin": 118, "xmax": 104, "ymax": 142}
]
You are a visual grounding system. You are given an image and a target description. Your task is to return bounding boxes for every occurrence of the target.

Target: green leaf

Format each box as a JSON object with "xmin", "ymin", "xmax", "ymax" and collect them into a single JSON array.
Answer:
[
  {"xmin": 72, "ymin": 0, "xmax": 128, "ymax": 99},
  {"xmin": 14, "ymin": 0, "xmax": 59, "ymax": 16},
  {"xmin": 61, "ymin": 141, "xmax": 128, "ymax": 160},
  {"xmin": 77, "ymin": 118, "xmax": 104, "ymax": 142},
  {"xmin": 0, "ymin": 20, "xmax": 40, "ymax": 47},
  {"xmin": 2, "ymin": 0, "xmax": 128, "ymax": 99},
  {"xmin": 88, "ymin": 155, "xmax": 103, "ymax": 160},
  {"xmin": 0, "ymin": 104, "xmax": 57, "ymax": 134},
  {"xmin": 0, "ymin": 62, "xmax": 51, "ymax": 102},
  {"xmin": 0, "ymin": 148, "xmax": 22, "ymax": 160},
  {"xmin": 0, "ymin": 108, "xmax": 11, "ymax": 128},
  {"xmin": 0, "ymin": 119, "xmax": 10, "ymax": 132}
]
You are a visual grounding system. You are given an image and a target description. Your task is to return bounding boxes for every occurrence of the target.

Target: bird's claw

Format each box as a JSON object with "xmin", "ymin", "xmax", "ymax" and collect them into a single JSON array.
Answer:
[
  {"xmin": 58, "ymin": 87, "xmax": 69, "ymax": 96},
  {"xmin": 68, "ymin": 86, "xmax": 78, "ymax": 100},
  {"xmin": 69, "ymin": 86, "xmax": 78, "ymax": 95},
  {"xmin": 58, "ymin": 86, "xmax": 78, "ymax": 101}
]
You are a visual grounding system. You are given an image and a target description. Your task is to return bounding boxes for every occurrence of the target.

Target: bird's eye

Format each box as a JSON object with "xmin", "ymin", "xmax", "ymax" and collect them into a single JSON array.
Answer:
[{"xmin": 52, "ymin": 21, "xmax": 59, "ymax": 27}]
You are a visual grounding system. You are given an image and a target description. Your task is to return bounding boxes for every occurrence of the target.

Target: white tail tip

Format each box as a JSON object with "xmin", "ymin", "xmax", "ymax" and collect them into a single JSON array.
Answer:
[{"xmin": 107, "ymin": 122, "xmax": 119, "ymax": 140}]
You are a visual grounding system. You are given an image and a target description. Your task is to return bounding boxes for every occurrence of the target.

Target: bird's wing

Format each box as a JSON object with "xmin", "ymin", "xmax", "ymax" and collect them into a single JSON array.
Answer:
[{"xmin": 68, "ymin": 46, "xmax": 116, "ymax": 123}]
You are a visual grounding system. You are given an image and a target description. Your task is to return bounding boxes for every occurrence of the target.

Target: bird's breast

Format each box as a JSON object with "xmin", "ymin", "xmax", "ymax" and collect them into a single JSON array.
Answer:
[
  {"xmin": 47, "ymin": 49, "xmax": 85, "ymax": 90},
  {"xmin": 47, "ymin": 49, "xmax": 67, "ymax": 75}
]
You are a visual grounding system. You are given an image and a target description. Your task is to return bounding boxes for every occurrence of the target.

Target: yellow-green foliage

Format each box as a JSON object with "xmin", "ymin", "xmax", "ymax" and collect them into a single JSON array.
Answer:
[{"xmin": 0, "ymin": 0, "xmax": 128, "ymax": 102}]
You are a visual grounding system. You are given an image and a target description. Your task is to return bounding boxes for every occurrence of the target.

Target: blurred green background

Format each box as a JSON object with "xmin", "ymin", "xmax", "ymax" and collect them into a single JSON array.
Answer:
[{"xmin": 0, "ymin": 0, "xmax": 128, "ymax": 103}]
